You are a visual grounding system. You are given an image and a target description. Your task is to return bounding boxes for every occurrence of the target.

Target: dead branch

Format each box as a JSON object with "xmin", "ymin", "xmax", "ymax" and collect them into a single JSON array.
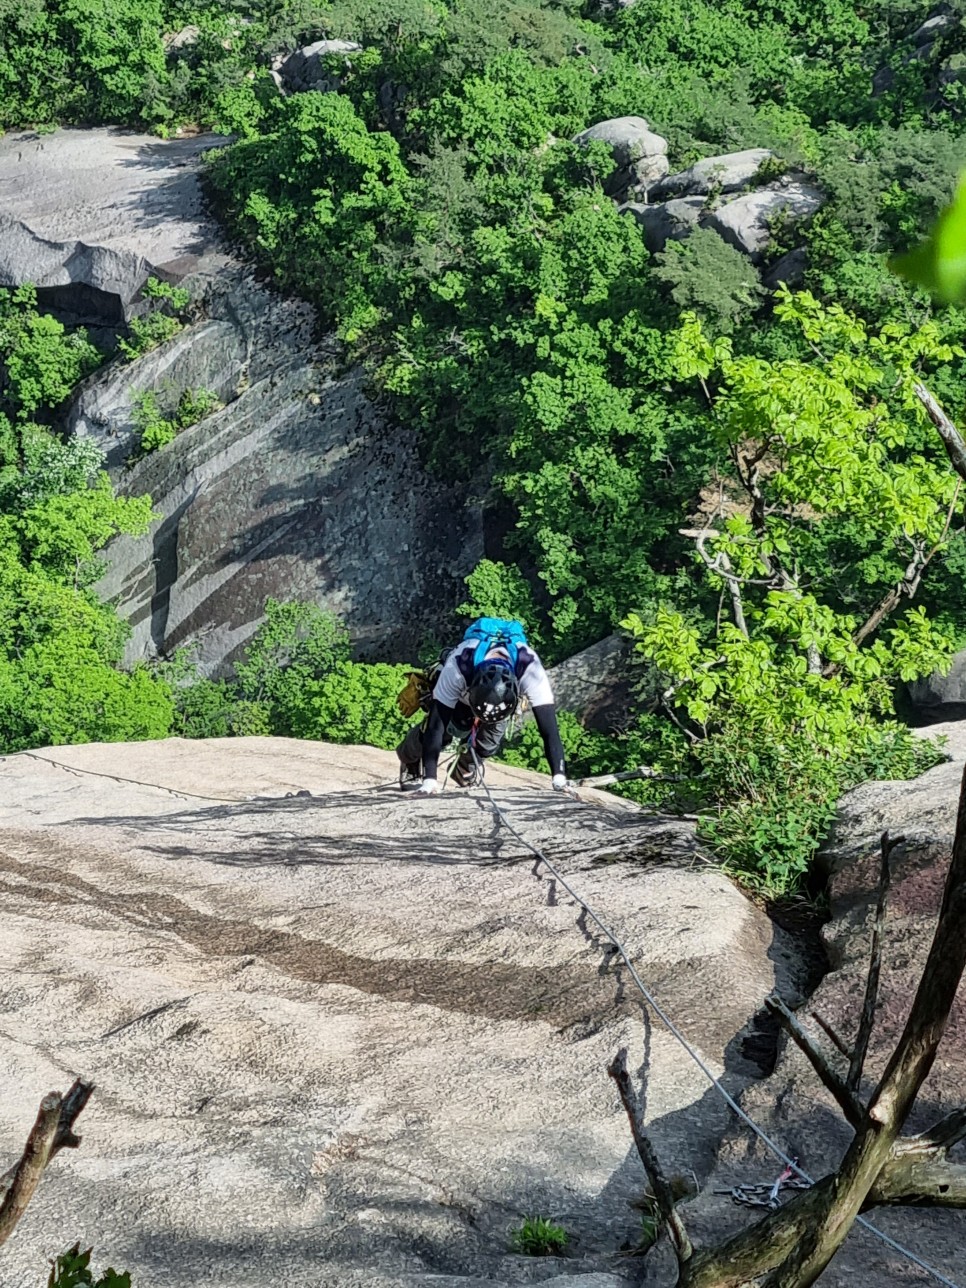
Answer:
[
  {"xmin": 765, "ymin": 994, "xmax": 864, "ymax": 1130},
  {"xmin": 577, "ymin": 765, "xmax": 688, "ymax": 788},
  {"xmin": 847, "ymin": 831, "xmax": 901, "ymax": 1095},
  {"xmin": 900, "ymin": 1106, "xmax": 966, "ymax": 1155},
  {"xmin": 608, "ymin": 1048, "xmax": 693, "ymax": 1266},
  {"xmin": 757, "ymin": 763, "xmax": 966, "ymax": 1286},
  {"xmin": 0, "ymin": 1078, "xmax": 94, "ymax": 1247},
  {"xmin": 809, "ymin": 1012, "xmax": 851, "ymax": 1059},
  {"xmin": 915, "ymin": 382, "xmax": 966, "ymax": 482},
  {"xmin": 608, "ymin": 764, "xmax": 966, "ymax": 1288},
  {"xmin": 0, "ymin": 1095, "xmax": 60, "ymax": 1248},
  {"xmin": 869, "ymin": 1153, "xmax": 966, "ymax": 1207}
]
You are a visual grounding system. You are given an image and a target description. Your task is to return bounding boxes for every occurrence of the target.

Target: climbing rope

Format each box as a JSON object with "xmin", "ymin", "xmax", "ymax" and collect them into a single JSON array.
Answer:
[
  {"xmin": 467, "ymin": 747, "xmax": 962, "ymax": 1288},
  {"xmin": 9, "ymin": 750, "xmax": 241, "ymax": 803}
]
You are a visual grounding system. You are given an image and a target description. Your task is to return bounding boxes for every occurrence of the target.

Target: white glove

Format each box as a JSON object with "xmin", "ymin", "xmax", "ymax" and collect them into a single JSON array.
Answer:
[
  {"xmin": 551, "ymin": 774, "xmax": 569, "ymax": 792},
  {"xmin": 415, "ymin": 778, "xmax": 441, "ymax": 795}
]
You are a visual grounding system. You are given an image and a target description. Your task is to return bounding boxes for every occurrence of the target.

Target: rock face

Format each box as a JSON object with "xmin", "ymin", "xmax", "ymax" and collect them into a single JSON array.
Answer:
[
  {"xmin": 618, "ymin": 196, "xmax": 704, "ymax": 254},
  {"xmin": 0, "ymin": 127, "xmax": 481, "ymax": 673},
  {"xmin": 906, "ymin": 648, "xmax": 966, "ymax": 722},
  {"xmin": 270, "ymin": 39, "xmax": 362, "ymax": 94},
  {"xmin": 703, "ymin": 180, "xmax": 824, "ymax": 263},
  {"xmin": 573, "ymin": 117, "xmax": 669, "ymax": 196},
  {"xmin": 0, "ymin": 737, "xmax": 804, "ymax": 1287},
  {"xmin": 85, "ymin": 266, "xmax": 480, "ymax": 670},
  {"xmin": 684, "ymin": 722, "xmax": 966, "ymax": 1287},
  {"xmin": 649, "ymin": 148, "xmax": 773, "ymax": 201},
  {"xmin": 0, "ymin": 129, "xmax": 230, "ymax": 323}
]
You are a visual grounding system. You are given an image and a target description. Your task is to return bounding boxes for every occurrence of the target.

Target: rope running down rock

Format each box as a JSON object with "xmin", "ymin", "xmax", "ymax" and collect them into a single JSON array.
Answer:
[{"xmin": 467, "ymin": 746, "xmax": 962, "ymax": 1288}]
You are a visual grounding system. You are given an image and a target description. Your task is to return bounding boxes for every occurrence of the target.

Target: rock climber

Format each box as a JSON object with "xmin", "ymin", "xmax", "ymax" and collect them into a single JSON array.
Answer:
[{"xmin": 396, "ymin": 627, "xmax": 568, "ymax": 796}]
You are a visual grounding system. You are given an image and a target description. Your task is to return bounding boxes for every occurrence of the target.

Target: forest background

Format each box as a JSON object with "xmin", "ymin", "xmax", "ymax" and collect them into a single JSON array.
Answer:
[{"xmin": 3, "ymin": 0, "xmax": 966, "ymax": 894}]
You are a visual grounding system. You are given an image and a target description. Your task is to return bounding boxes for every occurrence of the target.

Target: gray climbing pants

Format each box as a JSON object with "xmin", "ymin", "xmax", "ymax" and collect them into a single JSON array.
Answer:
[{"xmin": 397, "ymin": 708, "xmax": 508, "ymax": 772}]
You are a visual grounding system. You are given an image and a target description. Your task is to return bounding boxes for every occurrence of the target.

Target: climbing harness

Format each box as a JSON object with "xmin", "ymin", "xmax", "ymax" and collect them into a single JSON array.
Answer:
[{"xmin": 465, "ymin": 745, "xmax": 963, "ymax": 1288}]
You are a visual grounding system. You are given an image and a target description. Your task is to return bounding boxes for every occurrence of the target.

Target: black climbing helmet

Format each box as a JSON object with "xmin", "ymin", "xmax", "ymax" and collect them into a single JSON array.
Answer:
[{"xmin": 467, "ymin": 660, "xmax": 520, "ymax": 722}]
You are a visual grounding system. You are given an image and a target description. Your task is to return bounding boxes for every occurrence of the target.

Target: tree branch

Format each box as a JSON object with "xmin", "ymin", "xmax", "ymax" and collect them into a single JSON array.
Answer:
[
  {"xmin": 0, "ymin": 1093, "xmax": 61, "ymax": 1248},
  {"xmin": 914, "ymin": 382, "xmax": 966, "ymax": 483},
  {"xmin": 608, "ymin": 1047, "xmax": 693, "ymax": 1266},
  {"xmin": 898, "ymin": 1106, "xmax": 966, "ymax": 1156},
  {"xmin": 810, "ymin": 1011, "xmax": 851, "ymax": 1059},
  {"xmin": 0, "ymin": 1078, "xmax": 94, "ymax": 1213},
  {"xmin": 847, "ymin": 501, "xmax": 957, "ymax": 656},
  {"xmin": 847, "ymin": 831, "xmax": 901, "ymax": 1096},
  {"xmin": 764, "ymin": 764, "xmax": 966, "ymax": 1285},
  {"xmin": 680, "ymin": 528, "xmax": 752, "ymax": 637},
  {"xmin": 868, "ymin": 1153, "xmax": 966, "ymax": 1207},
  {"xmin": 686, "ymin": 766, "xmax": 966, "ymax": 1288},
  {"xmin": 766, "ymin": 994, "xmax": 864, "ymax": 1130}
]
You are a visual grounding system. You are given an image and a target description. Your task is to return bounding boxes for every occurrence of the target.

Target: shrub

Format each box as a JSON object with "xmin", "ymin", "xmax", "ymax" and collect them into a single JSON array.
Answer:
[
  {"xmin": 119, "ymin": 279, "xmax": 191, "ymax": 361},
  {"xmin": 49, "ymin": 1244, "xmax": 131, "ymax": 1288},
  {"xmin": 508, "ymin": 1215, "xmax": 569, "ymax": 1256},
  {"xmin": 290, "ymin": 659, "xmax": 414, "ymax": 749},
  {"xmin": 131, "ymin": 386, "xmax": 221, "ymax": 457},
  {"xmin": 0, "ymin": 284, "xmax": 102, "ymax": 418}
]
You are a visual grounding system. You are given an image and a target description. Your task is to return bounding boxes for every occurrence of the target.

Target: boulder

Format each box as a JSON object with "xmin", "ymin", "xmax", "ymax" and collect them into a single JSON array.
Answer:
[
  {"xmin": 649, "ymin": 148, "xmax": 774, "ymax": 201},
  {"xmin": 911, "ymin": 7, "xmax": 958, "ymax": 46},
  {"xmin": 163, "ymin": 24, "xmax": 201, "ymax": 50},
  {"xmin": 684, "ymin": 724, "xmax": 966, "ymax": 1286},
  {"xmin": 573, "ymin": 116, "xmax": 668, "ymax": 170},
  {"xmin": 545, "ymin": 633, "xmax": 635, "ymax": 731},
  {"xmin": 906, "ymin": 647, "xmax": 966, "ymax": 722},
  {"xmin": 704, "ymin": 181, "xmax": 824, "ymax": 263},
  {"xmin": 873, "ymin": 6, "xmax": 960, "ymax": 95},
  {"xmin": 0, "ymin": 737, "xmax": 807, "ymax": 1288},
  {"xmin": 573, "ymin": 117, "xmax": 669, "ymax": 196},
  {"xmin": 939, "ymin": 51, "xmax": 966, "ymax": 86},
  {"xmin": 762, "ymin": 245, "xmax": 808, "ymax": 291},
  {"xmin": 0, "ymin": 128, "xmax": 229, "ymax": 323},
  {"xmin": 271, "ymin": 38, "xmax": 362, "ymax": 94},
  {"xmin": 619, "ymin": 196, "xmax": 704, "ymax": 254}
]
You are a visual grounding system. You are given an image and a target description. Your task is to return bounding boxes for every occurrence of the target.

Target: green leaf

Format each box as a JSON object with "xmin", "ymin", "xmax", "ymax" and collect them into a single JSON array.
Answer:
[{"xmin": 891, "ymin": 175, "xmax": 966, "ymax": 304}]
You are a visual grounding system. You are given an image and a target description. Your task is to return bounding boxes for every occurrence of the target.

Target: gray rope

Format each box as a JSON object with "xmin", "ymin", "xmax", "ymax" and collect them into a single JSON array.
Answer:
[
  {"xmin": 9, "ymin": 750, "xmax": 241, "ymax": 803},
  {"xmin": 469, "ymin": 750, "xmax": 962, "ymax": 1288}
]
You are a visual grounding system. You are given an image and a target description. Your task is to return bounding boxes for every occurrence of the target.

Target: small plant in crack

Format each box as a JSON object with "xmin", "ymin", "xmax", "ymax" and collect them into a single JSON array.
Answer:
[
  {"xmin": 508, "ymin": 1215, "xmax": 569, "ymax": 1255},
  {"xmin": 130, "ymin": 386, "xmax": 222, "ymax": 458}
]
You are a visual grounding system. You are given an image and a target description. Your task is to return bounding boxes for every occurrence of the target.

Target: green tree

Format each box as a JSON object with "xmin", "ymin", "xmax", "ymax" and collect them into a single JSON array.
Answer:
[
  {"xmin": 653, "ymin": 227, "xmax": 765, "ymax": 332},
  {"xmin": 623, "ymin": 290, "xmax": 960, "ymax": 890},
  {"xmin": 0, "ymin": 288, "xmax": 173, "ymax": 753},
  {"xmin": 0, "ymin": 285, "xmax": 102, "ymax": 419}
]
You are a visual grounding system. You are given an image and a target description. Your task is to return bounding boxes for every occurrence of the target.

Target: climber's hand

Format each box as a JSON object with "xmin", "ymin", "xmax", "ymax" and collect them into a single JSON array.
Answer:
[
  {"xmin": 415, "ymin": 778, "xmax": 441, "ymax": 796},
  {"xmin": 552, "ymin": 774, "xmax": 577, "ymax": 796}
]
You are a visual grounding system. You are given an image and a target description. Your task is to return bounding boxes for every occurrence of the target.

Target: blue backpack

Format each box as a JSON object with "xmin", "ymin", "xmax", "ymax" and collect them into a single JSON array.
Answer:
[{"xmin": 462, "ymin": 617, "xmax": 529, "ymax": 670}]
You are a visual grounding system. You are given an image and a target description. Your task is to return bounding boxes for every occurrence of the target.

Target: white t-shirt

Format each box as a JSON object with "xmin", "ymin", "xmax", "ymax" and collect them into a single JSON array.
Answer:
[{"xmin": 433, "ymin": 641, "xmax": 554, "ymax": 711}]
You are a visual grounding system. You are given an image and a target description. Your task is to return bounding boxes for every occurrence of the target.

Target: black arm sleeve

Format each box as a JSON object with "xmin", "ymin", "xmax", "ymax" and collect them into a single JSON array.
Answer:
[
  {"xmin": 532, "ymin": 703, "xmax": 566, "ymax": 778},
  {"xmin": 421, "ymin": 700, "xmax": 455, "ymax": 780}
]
